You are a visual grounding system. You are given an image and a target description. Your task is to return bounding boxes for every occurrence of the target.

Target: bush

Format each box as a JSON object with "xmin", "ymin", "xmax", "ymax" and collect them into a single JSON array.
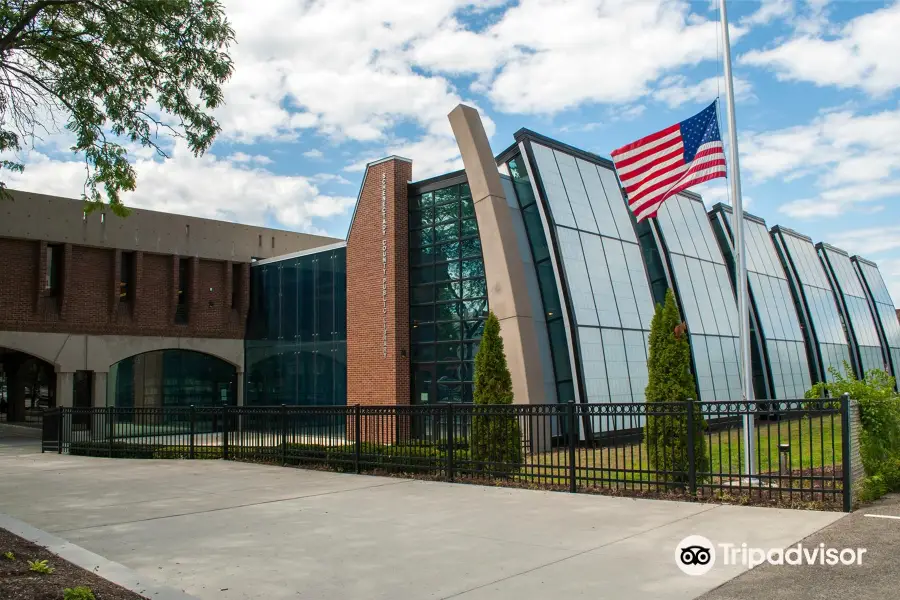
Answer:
[
  {"xmin": 471, "ymin": 312, "xmax": 522, "ymax": 474},
  {"xmin": 64, "ymin": 587, "xmax": 96, "ymax": 600},
  {"xmin": 806, "ymin": 365, "xmax": 900, "ymax": 477},
  {"xmin": 152, "ymin": 446, "xmax": 223, "ymax": 460},
  {"xmin": 644, "ymin": 289, "xmax": 708, "ymax": 486},
  {"xmin": 69, "ymin": 442, "xmax": 155, "ymax": 459}
]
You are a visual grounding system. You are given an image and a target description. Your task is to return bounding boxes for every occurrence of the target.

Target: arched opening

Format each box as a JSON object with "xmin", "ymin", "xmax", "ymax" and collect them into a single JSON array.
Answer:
[
  {"xmin": 0, "ymin": 348, "xmax": 56, "ymax": 424},
  {"xmin": 109, "ymin": 349, "xmax": 237, "ymax": 409}
]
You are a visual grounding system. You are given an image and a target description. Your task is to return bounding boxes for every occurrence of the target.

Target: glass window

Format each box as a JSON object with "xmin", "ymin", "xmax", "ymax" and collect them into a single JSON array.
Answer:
[{"xmin": 408, "ymin": 180, "xmax": 488, "ymax": 404}]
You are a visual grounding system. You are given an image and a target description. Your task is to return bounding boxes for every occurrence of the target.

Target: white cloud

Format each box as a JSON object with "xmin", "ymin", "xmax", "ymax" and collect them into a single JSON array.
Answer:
[
  {"xmin": 741, "ymin": 3, "xmax": 900, "ymax": 94},
  {"xmin": 440, "ymin": 0, "xmax": 745, "ymax": 114},
  {"xmin": 2, "ymin": 144, "xmax": 354, "ymax": 234},
  {"xmin": 345, "ymin": 135, "xmax": 464, "ymax": 180},
  {"xmin": 311, "ymin": 173, "xmax": 353, "ymax": 185},
  {"xmin": 653, "ymin": 75, "xmax": 753, "ymax": 109},
  {"xmin": 741, "ymin": 0, "xmax": 793, "ymax": 26},
  {"xmin": 739, "ymin": 107, "xmax": 900, "ymax": 218},
  {"xmin": 875, "ymin": 257, "xmax": 900, "ymax": 306},
  {"xmin": 829, "ymin": 227, "xmax": 900, "ymax": 257},
  {"xmin": 303, "ymin": 149, "xmax": 324, "ymax": 159},
  {"xmin": 228, "ymin": 152, "xmax": 272, "ymax": 165}
]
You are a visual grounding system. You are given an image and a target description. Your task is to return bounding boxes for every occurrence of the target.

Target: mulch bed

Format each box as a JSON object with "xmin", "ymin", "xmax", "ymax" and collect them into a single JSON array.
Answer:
[{"xmin": 0, "ymin": 528, "xmax": 146, "ymax": 600}]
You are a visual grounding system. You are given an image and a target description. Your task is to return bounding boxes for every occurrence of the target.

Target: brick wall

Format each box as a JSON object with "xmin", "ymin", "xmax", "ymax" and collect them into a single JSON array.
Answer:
[
  {"xmin": 347, "ymin": 158, "xmax": 413, "ymax": 417},
  {"xmin": 0, "ymin": 237, "xmax": 249, "ymax": 339}
]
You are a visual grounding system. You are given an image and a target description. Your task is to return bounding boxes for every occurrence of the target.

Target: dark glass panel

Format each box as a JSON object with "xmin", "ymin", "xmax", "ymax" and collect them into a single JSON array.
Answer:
[
  {"xmin": 434, "ymin": 185, "xmax": 458, "ymax": 205},
  {"xmin": 436, "ymin": 321, "xmax": 462, "ymax": 341},
  {"xmin": 436, "ymin": 241, "xmax": 461, "ymax": 262},
  {"xmin": 411, "ymin": 344, "xmax": 435, "ymax": 362},
  {"xmin": 435, "ymin": 222, "xmax": 459, "ymax": 244},
  {"xmin": 435, "ymin": 301, "xmax": 459, "ymax": 321},
  {"xmin": 436, "ymin": 281, "xmax": 462, "ymax": 301},
  {"xmin": 412, "ymin": 323, "xmax": 435, "ymax": 343},
  {"xmin": 462, "ymin": 320, "xmax": 485, "ymax": 340},
  {"xmin": 410, "ymin": 245, "xmax": 435, "ymax": 266},
  {"xmin": 461, "ymin": 278, "xmax": 487, "ymax": 299},
  {"xmin": 410, "ymin": 265, "xmax": 435, "ymax": 285},
  {"xmin": 434, "ymin": 201, "xmax": 459, "ymax": 224},
  {"xmin": 460, "ymin": 238, "xmax": 482, "ymax": 259},
  {"xmin": 461, "ymin": 259, "xmax": 485, "ymax": 279},
  {"xmin": 411, "ymin": 285, "xmax": 435, "ymax": 304},
  {"xmin": 411, "ymin": 304, "xmax": 433, "ymax": 323}
]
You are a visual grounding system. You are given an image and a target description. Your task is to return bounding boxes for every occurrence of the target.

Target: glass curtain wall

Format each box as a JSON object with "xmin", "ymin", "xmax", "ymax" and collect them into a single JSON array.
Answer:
[
  {"xmin": 654, "ymin": 195, "xmax": 742, "ymax": 403},
  {"xmin": 108, "ymin": 350, "xmax": 236, "ymax": 407},
  {"xmin": 409, "ymin": 182, "xmax": 487, "ymax": 404},
  {"xmin": 244, "ymin": 245, "xmax": 347, "ymax": 406},
  {"xmin": 505, "ymin": 156, "xmax": 573, "ymax": 404},
  {"xmin": 524, "ymin": 140, "xmax": 655, "ymax": 432},
  {"xmin": 818, "ymin": 245, "xmax": 885, "ymax": 377},
  {"xmin": 853, "ymin": 257, "xmax": 900, "ymax": 380},
  {"xmin": 710, "ymin": 206, "xmax": 811, "ymax": 399},
  {"xmin": 771, "ymin": 227, "xmax": 850, "ymax": 384}
]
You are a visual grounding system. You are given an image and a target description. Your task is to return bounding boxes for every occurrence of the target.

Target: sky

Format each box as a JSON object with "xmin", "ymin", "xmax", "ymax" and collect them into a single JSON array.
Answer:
[{"xmin": 4, "ymin": 0, "xmax": 900, "ymax": 305}]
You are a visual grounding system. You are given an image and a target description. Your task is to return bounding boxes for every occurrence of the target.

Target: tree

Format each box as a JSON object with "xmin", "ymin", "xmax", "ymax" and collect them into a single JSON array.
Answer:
[
  {"xmin": 644, "ymin": 289, "xmax": 708, "ymax": 486},
  {"xmin": 0, "ymin": 0, "xmax": 234, "ymax": 214},
  {"xmin": 470, "ymin": 311, "xmax": 522, "ymax": 473}
]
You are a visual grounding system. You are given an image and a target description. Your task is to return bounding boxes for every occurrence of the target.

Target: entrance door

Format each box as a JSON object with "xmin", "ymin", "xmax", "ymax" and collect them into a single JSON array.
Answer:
[
  {"xmin": 73, "ymin": 370, "xmax": 93, "ymax": 430},
  {"xmin": 412, "ymin": 364, "xmax": 436, "ymax": 405}
]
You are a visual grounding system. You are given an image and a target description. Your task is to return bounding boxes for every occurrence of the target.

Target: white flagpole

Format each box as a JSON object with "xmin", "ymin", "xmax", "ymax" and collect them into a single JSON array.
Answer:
[{"xmin": 719, "ymin": 0, "xmax": 756, "ymax": 479}]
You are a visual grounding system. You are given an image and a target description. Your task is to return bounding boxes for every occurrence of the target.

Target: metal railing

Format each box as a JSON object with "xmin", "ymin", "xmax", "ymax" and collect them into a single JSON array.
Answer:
[{"xmin": 42, "ymin": 395, "xmax": 853, "ymax": 511}]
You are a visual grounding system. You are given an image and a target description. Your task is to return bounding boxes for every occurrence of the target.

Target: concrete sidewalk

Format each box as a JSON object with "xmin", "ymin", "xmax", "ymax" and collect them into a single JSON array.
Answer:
[{"xmin": 0, "ymin": 439, "xmax": 842, "ymax": 600}]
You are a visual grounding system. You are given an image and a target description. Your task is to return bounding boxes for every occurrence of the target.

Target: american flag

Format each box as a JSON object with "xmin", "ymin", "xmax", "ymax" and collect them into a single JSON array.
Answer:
[{"xmin": 611, "ymin": 101, "xmax": 727, "ymax": 222}]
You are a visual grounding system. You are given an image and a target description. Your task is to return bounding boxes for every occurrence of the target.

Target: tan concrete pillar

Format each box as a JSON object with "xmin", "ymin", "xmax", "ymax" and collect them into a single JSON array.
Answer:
[
  {"xmin": 448, "ymin": 104, "xmax": 548, "ymax": 405},
  {"xmin": 236, "ymin": 371, "xmax": 244, "ymax": 407},
  {"xmin": 92, "ymin": 372, "xmax": 107, "ymax": 407},
  {"xmin": 56, "ymin": 371, "xmax": 74, "ymax": 408}
]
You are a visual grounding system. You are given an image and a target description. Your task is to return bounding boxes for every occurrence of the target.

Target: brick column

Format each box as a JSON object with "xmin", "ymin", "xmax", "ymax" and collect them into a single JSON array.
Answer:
[{"xmin": 347, "ymin": 156, "xmax": 413, "ymax": 443}]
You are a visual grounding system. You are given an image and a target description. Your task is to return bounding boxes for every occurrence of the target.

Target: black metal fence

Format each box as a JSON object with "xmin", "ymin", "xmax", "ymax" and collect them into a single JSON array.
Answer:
[{"xmin": 42, "ymin": 396, "xmax": 853, "ymax": 511}]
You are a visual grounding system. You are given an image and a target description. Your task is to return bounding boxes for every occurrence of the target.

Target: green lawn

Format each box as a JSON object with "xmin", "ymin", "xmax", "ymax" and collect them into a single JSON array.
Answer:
[{"xmin": 517, "ymin": 415, "xmax": 843, "ymax": 490}]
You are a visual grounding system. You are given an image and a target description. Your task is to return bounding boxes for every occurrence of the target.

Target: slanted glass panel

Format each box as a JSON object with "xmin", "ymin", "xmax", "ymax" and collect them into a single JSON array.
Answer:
[
  {"xmin": 774, "ymin": 229, "xmax": 850, "ymax": 384},
  {"xmin": 656, "ymin": 196, "xmax": 741, "ymax": 402},
  {"xmin": 597, "ymin": 166, "xmax": 637, "ymax": 244},
  {"xmin": 408, "ymin": 182, "xmax": 487, "ymax": 404},
  {"xmin": 245, "ymin": 247, "xmax": 347, "ymax": 406},
  {"xmin": 557, "ymin": 227, "xmax": 599, "ymax": 326},
  {"xmin": 531, "ymin": 143, "xmax": 576, "ymax": 228},
  {"xmin": 821, "ymin": 247, "xmax": 886, "ymax": 376},
  {"xmin": 555, "ymin": 151, "xmax": 599, "ymax": 233},
  {"xmin": 523, "ymin": 142, "xmax": 656, "ymax": 427},
  {"xmin": 510, "ymin": 155, "xmax": 574, "ymax": 404},
  {"xmin": 578, "ymin": 158, "xmax": 618, "ymax": 238}
]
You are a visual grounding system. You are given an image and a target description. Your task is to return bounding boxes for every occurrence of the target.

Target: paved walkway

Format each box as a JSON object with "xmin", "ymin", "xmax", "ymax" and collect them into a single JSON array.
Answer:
[
  {"xmin": 0, "ymin": 437, "xmax": 842, "ymax": 600},
  {"xmin": 701, "ymin": 493, "xmax": 900, "ymax": 600}
]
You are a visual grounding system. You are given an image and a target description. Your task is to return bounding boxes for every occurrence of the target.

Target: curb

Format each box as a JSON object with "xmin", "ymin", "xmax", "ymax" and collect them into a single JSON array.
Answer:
[{"xmin": 0, "ymin": 513, "xmax": 200, "ymax": 600}]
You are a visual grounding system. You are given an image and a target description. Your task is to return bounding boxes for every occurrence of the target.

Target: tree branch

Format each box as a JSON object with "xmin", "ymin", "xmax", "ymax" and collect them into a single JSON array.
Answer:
[{"xmin": 0, "ymin": 0, "xmax": 81, "ymax": 55}]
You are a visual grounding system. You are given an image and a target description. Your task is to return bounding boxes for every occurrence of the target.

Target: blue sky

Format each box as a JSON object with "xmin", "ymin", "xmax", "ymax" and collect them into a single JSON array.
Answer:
[{"xmin": 6, "ymin": 0, "xmax": 900, "ymax": 303}]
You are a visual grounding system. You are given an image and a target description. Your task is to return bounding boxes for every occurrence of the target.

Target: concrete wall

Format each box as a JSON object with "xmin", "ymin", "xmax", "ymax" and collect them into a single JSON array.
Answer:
[
  {"xmin": 0, "ymin": 330, "xmax": 243, "ymax": 409},
  {"xmin": 1, "ymin": 189, "xmax": 340, "ymax": 262},
  {"xmin": 448, "ymin": 104, "xmax": 548, "ymax": 405}
]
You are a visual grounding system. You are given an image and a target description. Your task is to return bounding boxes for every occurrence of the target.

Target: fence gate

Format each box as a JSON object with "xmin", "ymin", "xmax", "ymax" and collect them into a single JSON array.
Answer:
[{"xmin": 41, "ymin": 408, "xmax": 61, "ymax": 453}]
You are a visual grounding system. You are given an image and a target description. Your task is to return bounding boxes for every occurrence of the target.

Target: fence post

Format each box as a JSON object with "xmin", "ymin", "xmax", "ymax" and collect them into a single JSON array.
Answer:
[
  {"xmin": 841, "ymin": 393, "xmax": 852, "ymax": 512},
  {"xmin": 189, "ymin": 405, "xmax": 195, "ymax": 460},
  {"xmin": 568, "ymin": 400, "xmax": 577, "ymax": 493},
  {"xmin": 222, "ymin": 405, "xmax": 229, "ymax": 461},
  {"xmin": 686, "ymin": 399, "xmax": 697, "ymax": 496},
  {"xmin": 57, "ymin": 408, "xmax": 64, "ymax": 455},
  {"xmin": 281, "ymin": 404, "xmax": 288, "ymax": 466},
  {"xmin": 446, "ymin": 402, "xmax": 455, "ymax": 482},
  {"xmin": 353, "ymin": 404, "xmax": 361, "ymax": 474},
  {"xmin": 107, "ymin": 406, "xmax": 114, "ymax": 458}
]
